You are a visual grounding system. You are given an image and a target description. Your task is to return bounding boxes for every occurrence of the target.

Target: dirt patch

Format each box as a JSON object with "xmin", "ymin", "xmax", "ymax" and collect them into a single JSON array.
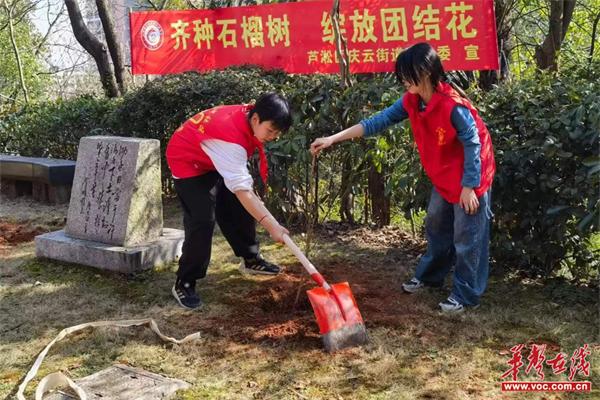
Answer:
[
  {"xmin": 0, "ymin": 218, "xmax": 65, "ymax": 260},
  {"xmin": 182, "ymin": 261, "xmax": 420, "ymax": 347},
  {"xmin": 319, "ymin": 222, "xmax": 426, "ymax": 255},
  {"xmin": 187, "ymin": 272, "xmax": 318, "ymax": 346},
  {"xmin": 0, "ymin": 220, "xmax": 64, "ymax": 246},
  {"xmin": 0, "ymin": 194, "xmax": 67, "ymax": 252},
  {"xmin": 0, "ymin": 222, "xmax": 47, "ymax": 245}
]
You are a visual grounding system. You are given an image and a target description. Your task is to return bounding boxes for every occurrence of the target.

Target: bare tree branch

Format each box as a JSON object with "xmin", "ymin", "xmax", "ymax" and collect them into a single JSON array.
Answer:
[
  {"xmin": 145, "ymin": 0, "xmax": 159, "ymax": 9},
  {"xmin": 34, "ymin": 1, "xmax": 66, "ymax": 56},
  {"xmin": 331, "ymin": 0, "xmax": 352, "ymax": 88},
  {"xmin": 36, "ymin": 60, "xmax": 88, "ymax": 74},
  {"xmin": 0, "ymin": 1, "xmax": 39, "ymax": 31},
  {"xmin": 185, "ymin": 0, "xmax": 199, "ymax": 9},
  {"xmin": 506, "ymin": 5, "xmax": 546, "ymax": 34},
  {"xmin": 64, "ymin": 0, "xmax": 119, "ymax": 97},
  {"xmin": 2, "ymin": 0, "xmax": 30, "ymax": 103}
]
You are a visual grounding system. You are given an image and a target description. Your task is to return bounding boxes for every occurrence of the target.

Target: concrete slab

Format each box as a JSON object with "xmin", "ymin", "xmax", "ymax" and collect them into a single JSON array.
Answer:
[
  {"xmin": 45, "ymin": 364, "xmax": 190, "ymax": 400},
  {"xmin": 35, "ymin": 228, "xmax": 184, "ymax": 273}
]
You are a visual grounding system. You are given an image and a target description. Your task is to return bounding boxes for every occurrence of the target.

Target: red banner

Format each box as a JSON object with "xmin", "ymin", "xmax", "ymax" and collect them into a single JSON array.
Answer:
[{"xmin": 130, "ymin": 0, "xmax": 498, "ymax": 75}]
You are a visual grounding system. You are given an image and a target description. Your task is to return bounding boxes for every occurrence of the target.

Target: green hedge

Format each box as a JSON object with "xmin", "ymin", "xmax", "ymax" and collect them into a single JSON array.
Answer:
[
  {"xmin": 1, "ymin": 66, "xmax": 597, "ymax": 281},
  {"xmin": 0, "ymin": 95, "xmax": 118, "ymax": 159},
  {"xmin": 477, "ymin": 71, "xmax": 599, "ymax": 280}
]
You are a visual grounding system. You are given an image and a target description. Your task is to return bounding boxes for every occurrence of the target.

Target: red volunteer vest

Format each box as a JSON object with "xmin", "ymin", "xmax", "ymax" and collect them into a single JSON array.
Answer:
[
  {"xmin": 403, "ymin": 82, "xmax": 495, "ymax": 203},
  {"xmin": 166, "ymin": 104, "xmax": 268, "ymax": 184}
]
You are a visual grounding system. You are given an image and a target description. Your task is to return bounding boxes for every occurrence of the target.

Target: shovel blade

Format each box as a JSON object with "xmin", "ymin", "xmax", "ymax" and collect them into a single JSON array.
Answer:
[{"xmin": 306, "ymin": 282, "xmax": 364, "ymax": 335}]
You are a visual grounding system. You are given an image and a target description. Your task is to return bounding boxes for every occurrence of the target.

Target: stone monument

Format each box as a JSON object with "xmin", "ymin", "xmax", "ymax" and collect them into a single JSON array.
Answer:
[{"xmin": 36, "ymin": 136, "xmax": 184, "ymax": 273}]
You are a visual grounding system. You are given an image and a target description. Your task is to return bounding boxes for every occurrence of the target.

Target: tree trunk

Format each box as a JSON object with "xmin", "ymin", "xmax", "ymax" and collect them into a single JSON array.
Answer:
[
  {"xmin": 363, "ymin": 186, "xmax": 369, "ymax": 224},
  {"xmin": 313, "ymin": 156, "xmax": 319, "ymax": 226},
  {"xmin": 339, "ymin": 156, "xmax": 355, "ymax": 224},
  {"xmin": 478, "ymin": 0, "xmax": 515, "ymax": 90},
  {"xmin": 64, "ymin": 0, "xmax": 119, "ymax": 97},
  {"xmin": 535, "ymin": 0, "xmax": 577, "ymax": 71},
  {"xmin": 589, "ymin": 11, "xmax": 600, "ymax": 68},
  {"xmin": 3, "ymin": 0, "xmax": 29, "ymax": 103},
  {"xmin": 96, "ymin": 0, "xmax": 127, "ymax": 95},
  {"xmin": 304, "ymin": 156, "xmax": 319, "ymax": 256},
  {"xmin": 368, "ymin": 164, "xmax": 390, "ymax": 227},
  {"xmin": 479, "ymin": 43, "xmax": 511, "ymax": 89},
  {"xmin": 331, "ymin": 0, "xmax": 352, "ymax": 88}
]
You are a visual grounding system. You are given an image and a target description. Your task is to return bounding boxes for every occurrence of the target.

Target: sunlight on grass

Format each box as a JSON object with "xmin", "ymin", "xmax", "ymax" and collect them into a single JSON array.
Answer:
[{"xmin": 1, "ymin": 199, "xmax": 598, "ymax": 399}]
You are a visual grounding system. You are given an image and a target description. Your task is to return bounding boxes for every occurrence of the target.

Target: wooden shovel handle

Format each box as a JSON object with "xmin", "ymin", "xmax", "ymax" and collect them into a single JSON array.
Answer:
[{"xmin": 283, "ymin": 234, "xmax": 331, "ymax": 290}]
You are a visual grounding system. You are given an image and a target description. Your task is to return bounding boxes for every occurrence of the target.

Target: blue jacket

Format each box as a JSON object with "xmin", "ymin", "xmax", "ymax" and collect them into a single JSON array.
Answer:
[{"xmin": 360, "ymin": 95, "xmax": 481, "ymax": 188}]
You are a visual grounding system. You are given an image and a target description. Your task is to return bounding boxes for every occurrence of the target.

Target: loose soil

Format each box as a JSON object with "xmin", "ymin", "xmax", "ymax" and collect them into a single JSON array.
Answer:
[
  {"xmin": 179, "ymin": 260, "xmax": 423, "ymax": 348},
  {"xmin": 0, "ymin": 195, "xmax": 428, "ymax": 347},
  {"xmin": 0, "ymin": 222, "xmax": 49, "ymax": 245},
  {"xmin": 321, "ymin": 221, "xmax": 426, "ymax": 255}
]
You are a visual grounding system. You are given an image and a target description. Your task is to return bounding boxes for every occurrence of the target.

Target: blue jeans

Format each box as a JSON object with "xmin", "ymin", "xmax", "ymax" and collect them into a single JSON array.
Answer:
[{"xmin": 414, "ymin": 188, "xmax": 493, "ymax": 306}]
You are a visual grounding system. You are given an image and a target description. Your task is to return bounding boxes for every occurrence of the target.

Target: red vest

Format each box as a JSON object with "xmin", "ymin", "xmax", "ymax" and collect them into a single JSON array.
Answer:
[
  {"xmin": 403, "ymin": 82, "xmax": 495, "ymax": 203},
  {"xmin": 166, "ymin": 104, "xmax": 268, "ymax": 183}
]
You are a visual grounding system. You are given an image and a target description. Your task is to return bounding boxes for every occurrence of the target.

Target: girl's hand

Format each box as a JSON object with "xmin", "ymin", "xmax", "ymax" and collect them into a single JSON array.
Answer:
[
  {"xmin": 459, "ymin": 187, "xmax": 479, "ymax": 215},
  {"xmin": 310, "ymin": 136, "xmax": 334, "ymax": 156}
]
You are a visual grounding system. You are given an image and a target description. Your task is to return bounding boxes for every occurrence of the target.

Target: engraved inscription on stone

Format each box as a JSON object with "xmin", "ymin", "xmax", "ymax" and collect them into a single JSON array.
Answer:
[{"xmin": 65, "ymin": 137, "xmax": 162, "ymax": 246}]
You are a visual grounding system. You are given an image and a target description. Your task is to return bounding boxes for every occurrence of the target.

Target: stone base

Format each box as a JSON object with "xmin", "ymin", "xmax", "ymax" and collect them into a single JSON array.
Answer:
[
  {"xmin": 35, "ymin": 228, "xmax": 184, "ymax": 273},
  {"xmin": 45, "ymin": 364, "xmax": 190, "ymax": 400},
  {"xmin": 32, "ymin": 181, "xmax": 72, "ymax": 203},
  {"xmin": 0, "ymin": 179, "xmax": 71, "ymax": 203}
]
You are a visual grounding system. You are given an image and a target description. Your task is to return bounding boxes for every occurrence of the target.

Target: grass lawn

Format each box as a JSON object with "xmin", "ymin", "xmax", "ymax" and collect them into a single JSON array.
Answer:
[{"xmin": 1, "ymin": 196, "xmax": 598, "ymax": 399}]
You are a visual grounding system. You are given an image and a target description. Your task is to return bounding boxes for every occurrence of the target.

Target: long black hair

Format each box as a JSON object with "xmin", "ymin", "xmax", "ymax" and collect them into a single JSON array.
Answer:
[{"xmin": 394, "ymin": 42, "xmax": 446, "ymax": 88}]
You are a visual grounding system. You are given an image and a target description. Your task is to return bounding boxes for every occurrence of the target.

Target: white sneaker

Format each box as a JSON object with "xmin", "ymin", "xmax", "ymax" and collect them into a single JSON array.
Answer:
[
  {"xmin": 401, "ymin": 277, "xmax": 425, "ymax": 293},
  {"xmin": 439, "ymin": 296, "xmax": 479, "ymax": 313}
]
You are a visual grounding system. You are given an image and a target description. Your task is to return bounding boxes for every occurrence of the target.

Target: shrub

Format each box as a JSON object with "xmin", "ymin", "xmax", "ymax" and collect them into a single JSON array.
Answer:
[
  {"xmin": 2, "ymin": 65, "xmax": 597, "ymax": 281},
  {"xmin": 0, "ymin": 95, "xmax": 117, "ymax": 159},
  {"xmin": 478, "ymin": 72, "xmax": 599, "ymax": 280}
]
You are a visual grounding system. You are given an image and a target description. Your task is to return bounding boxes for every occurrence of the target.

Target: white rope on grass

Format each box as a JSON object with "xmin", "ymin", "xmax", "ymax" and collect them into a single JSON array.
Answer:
[{"xmin": 17, "ymin": 318, "xmax": 201, "ymax": 400}]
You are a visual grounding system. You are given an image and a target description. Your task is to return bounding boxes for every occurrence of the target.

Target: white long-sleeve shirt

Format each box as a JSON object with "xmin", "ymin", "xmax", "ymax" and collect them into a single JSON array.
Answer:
[{"xmin": 198, "ymin": 139, "xmax": 254, "ymax": 192}]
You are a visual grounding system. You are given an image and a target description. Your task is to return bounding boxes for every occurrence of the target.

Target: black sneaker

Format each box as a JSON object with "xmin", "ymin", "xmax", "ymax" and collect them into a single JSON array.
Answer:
[
  {"xmin": 239, "ymin": 255, "xmax": 281, "ymax": 275},
  {"xmin": 172, "ymin": 279, "xmax": 202, "ymax": 309}
]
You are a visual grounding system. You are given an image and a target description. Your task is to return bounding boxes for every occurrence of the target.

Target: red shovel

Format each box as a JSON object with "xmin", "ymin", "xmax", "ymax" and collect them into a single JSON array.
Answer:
[{"xmin": 283, "ymin": 234, "xmax": 368, "ymax": 352}]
